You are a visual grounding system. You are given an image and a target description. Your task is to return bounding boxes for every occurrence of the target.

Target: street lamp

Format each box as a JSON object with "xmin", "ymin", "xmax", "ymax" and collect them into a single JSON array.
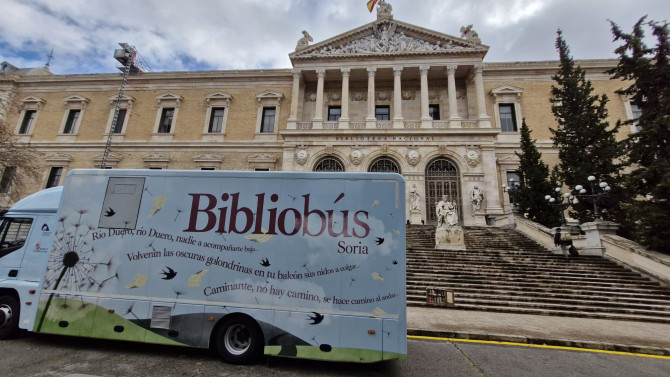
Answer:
[
  {"xmin": 545, "ymin": 187, "xmax": 577, "ymax": 227},
  {"xmin": 546, "ymin": 175, "xmax": 612, "ymax": 224},
  {"xmin": 574, "ymin": 175, "xmax": 611, "ymax": 221}
]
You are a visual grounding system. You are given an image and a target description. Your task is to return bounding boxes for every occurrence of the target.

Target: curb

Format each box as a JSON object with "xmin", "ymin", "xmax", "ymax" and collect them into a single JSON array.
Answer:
[{"xmin": 407, "ymin": 328, "xmax": 670, "ymax": 357}]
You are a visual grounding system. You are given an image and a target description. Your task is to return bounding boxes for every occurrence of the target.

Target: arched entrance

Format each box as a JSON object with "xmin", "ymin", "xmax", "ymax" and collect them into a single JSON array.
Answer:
[{"xmin": 425, "ymin": 158, "xmax": 462, "ymax": 224}]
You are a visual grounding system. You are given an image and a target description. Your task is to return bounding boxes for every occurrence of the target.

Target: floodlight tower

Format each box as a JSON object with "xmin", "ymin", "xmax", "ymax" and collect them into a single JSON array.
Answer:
[{"xmin": 100, "ymin": 43, "xmax": 143, "ymax": 168}]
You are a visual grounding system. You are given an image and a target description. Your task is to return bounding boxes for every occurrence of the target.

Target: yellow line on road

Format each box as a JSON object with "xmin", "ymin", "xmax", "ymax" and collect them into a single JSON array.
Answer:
[{"xmin": 407, "ymin": 335, "xmax": 670, "ymax": 360}]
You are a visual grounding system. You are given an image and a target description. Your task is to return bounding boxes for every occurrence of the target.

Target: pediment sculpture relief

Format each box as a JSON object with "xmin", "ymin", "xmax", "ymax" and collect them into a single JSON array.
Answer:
[{"xmin": 305, "ymin": 21, "xmax": 477, "ymax": 56}]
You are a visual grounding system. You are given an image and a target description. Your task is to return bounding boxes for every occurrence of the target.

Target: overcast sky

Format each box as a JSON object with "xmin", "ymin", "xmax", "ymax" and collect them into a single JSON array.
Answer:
[{"xmin": 0, "ymin": 0, "xmax": 668, "ymax": 75}]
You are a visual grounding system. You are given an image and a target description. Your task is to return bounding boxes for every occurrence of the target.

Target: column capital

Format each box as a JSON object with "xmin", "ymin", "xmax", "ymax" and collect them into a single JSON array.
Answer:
[
  {"xmin": 392, "ymin": 66, "xmax": 403, "ymax": 75},
  {"xmin": 292, "ymin": 69, "xmax": 302, "ymax": 79},
  {"xmin": 445, "ymin": 64, "xmax": 458, "ymax": 75},
  {"xmin": 419, "ymin": 65, "xmax": 430, "ymax": 75},
  {"xmin": 340, "ymin": 67, "xmax": 351, "ymax": 77},
  {"xmin": 474, "ymin": 63, "xmax": 485, "ymax": 73},
  {"xmin": 316, "ymin": 68, "xmax": 326, "ymax": 77},
  {"xmin": 367, "ymin": 67, "xmax": 377, "ymax": 76}
]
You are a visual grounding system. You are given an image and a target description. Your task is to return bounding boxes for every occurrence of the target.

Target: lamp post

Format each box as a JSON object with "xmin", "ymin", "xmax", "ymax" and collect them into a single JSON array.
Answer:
[
  {"xmin": 546, "ymin": 175, "xmax": 612, "ymax": 225},
  {"xmin": 545, "ymin": 186, "xmax": 576, "ymax": 227}
]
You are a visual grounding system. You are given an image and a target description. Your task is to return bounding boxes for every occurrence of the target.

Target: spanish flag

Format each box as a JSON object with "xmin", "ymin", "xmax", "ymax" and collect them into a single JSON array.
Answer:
[{"xmin": 367, "ymin": 0, "xmax": 378, "ymax": 13}]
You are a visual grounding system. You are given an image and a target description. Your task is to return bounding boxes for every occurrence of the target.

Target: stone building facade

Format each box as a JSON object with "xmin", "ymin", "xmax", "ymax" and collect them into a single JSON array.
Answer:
[{"xmin": 0, "ymin": 9, "xmax": 636, "ymax": 224}]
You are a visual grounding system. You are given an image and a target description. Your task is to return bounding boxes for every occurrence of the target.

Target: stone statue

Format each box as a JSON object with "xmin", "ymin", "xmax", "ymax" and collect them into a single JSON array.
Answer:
[
  {"xmin": 470, "ymin": 185, "xmax": 484, "ymax": 213},
  {"xmin": 436, "ymin": 195, "xmax": 458, "ymax": 227},
  {"xmin": 460, "ymin": 24, "xmax": 481, "ymax": 44},
  {"xmin": 409, "ymin": 184, "xmax": 420, "ymax": 211},
  {"xmin": 377, "ymin": 0, "xmax": 393, "ymax": 19},
  {"xmin": 295, "ymin": 30, "xmax": 313, "ymax": 51}
]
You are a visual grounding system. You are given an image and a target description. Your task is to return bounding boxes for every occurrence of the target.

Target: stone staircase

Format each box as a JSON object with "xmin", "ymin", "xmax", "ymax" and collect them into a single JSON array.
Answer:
[{"xmin": 406, "ymin": 224, "xmax": 670, "ymax": 324}]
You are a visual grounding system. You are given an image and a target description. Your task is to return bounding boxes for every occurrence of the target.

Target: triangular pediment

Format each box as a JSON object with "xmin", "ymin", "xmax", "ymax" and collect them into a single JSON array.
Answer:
[{"xmin": 290, "ymin": 19, "xmax": 488, "ymax": 61}]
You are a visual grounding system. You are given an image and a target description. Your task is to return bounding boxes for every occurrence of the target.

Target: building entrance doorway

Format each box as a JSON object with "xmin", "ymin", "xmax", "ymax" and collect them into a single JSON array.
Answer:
[{"xmin": 425, "ymin": 158, "xmax": 462, "ymax": 224}]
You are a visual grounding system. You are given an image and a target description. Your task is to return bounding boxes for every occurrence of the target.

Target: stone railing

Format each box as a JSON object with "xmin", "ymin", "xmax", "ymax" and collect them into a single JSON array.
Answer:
[
  {"xmin": 403, "ymin": 121, "xmax": 421, "ymax": 129},
  {"xmin": 494, "ymin": 213, "xmax": 670, "ymax": 286},
  {"xmin": 601, "ymin": 235, "xmax": 670, "ymax": 286},
  {"xmin": 293, "ymin": 118, "xmax": 482, "ymax": 130},
  {"xmin": 376, "ymin": 121, "xmax": 393, "ymax": 129}
]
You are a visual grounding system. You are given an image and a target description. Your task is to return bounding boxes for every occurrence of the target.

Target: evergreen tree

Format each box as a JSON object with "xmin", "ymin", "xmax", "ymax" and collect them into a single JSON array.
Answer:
[
  {"xmin": 550, "ymin": 30, "xmax": 627, "ymax": 223},
  {"xmin": 609, "ymin": 17, "xmax": 670, "ymax": 253},
  {"xmin": 514, "ymin": 119, "xmax": 561, "ymax": 227}
]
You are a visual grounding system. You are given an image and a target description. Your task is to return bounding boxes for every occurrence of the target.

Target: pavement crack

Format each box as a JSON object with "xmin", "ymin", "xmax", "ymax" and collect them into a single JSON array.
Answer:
[{"xmin": 452, "ymin": 342, "xmax": 488, "ymax": 377}]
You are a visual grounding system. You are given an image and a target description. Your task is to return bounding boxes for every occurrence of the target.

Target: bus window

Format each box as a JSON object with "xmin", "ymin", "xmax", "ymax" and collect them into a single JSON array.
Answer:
[{"xmin": 0, "ymin": 217, "xmax": 33, "ymax": 258}]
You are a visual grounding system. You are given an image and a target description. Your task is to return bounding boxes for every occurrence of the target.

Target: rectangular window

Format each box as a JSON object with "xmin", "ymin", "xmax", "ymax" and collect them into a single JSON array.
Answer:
[
  {"xmin": 260, "ymin": 107, "xmax": 276, "ymax": 133},
  {"xmin": 0, "ymin": 166, "xmax": 16, "ymax": 193},
  {"xmin": 111, "ymin": 108, "xmax": 127, "ymax": 134},
  {"xmin": 45, "ymin": 167, "xmax": 63, "ymax": 189},
  {"xmin": 63, "ymin": 109, "xmax": 81, "ymax": 134},
  {"xmin": 328, "ymin": 106, "xmax": 341, "ymax": 121},
  {"xmin": 19, "ymin": 110, "xmax": 36, "ymax": 134},
  {"xmin": 158, "ymin": 108, "xmax": 174, "ymax": 133},
  {"xmin": 208, "ymin": 108, "xmax": 225, "ymax": 133},
  {"xmin": 375, "ymin": 105, "xmax": 390, "ymax": 121},
  {"xmin": 429, "ymin": 104, "xmax": 440, "ymax": 120},
  {"xmin": 499, "ymin": 104, "xmax": 517, "ymax": 132}
]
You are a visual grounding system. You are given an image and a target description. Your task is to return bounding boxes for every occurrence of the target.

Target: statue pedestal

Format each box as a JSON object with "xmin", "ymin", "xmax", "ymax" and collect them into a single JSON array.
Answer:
[
  {"xmin": 409, "ymin": 209, "xmax": 423, "ymax": 225},
  {"xmin": 435, "ymin": 226, "xmax": 466, "ymax": 250},
  {"xmin": 472, "ymin": 214, "xmax": 487, "ymax": 226}
]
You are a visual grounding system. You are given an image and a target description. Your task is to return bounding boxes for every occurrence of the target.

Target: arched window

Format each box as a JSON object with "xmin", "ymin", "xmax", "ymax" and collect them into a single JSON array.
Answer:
[
  {"xmin": 368, "ymin": 157, "xmax": 401, "ymax": 174},
  {"xmin": 314, "ymin": 156, "xmax": 344, "ymax": 172}
]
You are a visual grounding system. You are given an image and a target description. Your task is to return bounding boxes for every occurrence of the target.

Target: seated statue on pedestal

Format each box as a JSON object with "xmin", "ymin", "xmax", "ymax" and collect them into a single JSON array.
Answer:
[{"xmin": 436, "ymin": 195, "xmax": 458, "ymax": 228}]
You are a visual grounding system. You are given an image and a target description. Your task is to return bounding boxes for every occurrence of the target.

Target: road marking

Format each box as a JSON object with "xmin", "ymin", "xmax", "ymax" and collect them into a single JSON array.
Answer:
[{"xmin": 407, "ymin": 335, "xmax": 670, "ymax": 360}]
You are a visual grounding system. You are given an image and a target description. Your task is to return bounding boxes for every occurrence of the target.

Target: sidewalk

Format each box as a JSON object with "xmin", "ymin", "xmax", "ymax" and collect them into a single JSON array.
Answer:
[{"xmin": 406, "ymin": 307, "xmax": 670, "ymax": 356}]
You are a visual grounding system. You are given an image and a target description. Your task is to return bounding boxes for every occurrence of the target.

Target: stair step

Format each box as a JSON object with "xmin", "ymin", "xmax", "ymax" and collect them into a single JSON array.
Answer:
[{"xmin": 404, "ymin": 224, "xmax": 670, "ymax": 323}]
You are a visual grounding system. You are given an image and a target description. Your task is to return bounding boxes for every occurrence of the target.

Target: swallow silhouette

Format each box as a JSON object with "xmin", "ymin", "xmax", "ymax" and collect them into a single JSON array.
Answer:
[
  {"xmin": 160, "ymin": 267, "xmax": 177, "ymax": 280},
  {"xmin": 104, "ymin": 207, "xmax": 116, "ymax": 217},
  {"xmin": 375, "ymin": 237, "xmax": 384, "ymax": 245},
  {"xmin": 260, "ymin": 257, "xmax": 270, "ymax": 267},
  {"xmin": 308, "ymin": 312, "xmax": 324, "ymax": 325}
]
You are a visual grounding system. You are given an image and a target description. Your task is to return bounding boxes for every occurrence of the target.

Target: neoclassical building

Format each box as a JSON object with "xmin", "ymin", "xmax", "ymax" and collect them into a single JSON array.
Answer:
[{"xmin": 0, "ymin": 6, "xmax": 635, "ymax": 225}]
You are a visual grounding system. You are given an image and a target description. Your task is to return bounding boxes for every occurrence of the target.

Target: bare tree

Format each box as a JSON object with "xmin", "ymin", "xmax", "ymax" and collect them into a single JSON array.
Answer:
[{"xmin": 0, "ymin": 73, "xmax": 42, "ymax": 208}]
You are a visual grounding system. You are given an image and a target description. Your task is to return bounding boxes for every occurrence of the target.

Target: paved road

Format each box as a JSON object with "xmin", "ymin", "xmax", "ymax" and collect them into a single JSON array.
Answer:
[{"xmin": 1, "ymin": 333, "xmax": 668, "ymax": 376}]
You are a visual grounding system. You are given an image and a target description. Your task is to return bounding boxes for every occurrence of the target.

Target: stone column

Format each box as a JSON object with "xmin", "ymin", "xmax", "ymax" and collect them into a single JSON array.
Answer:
[
  {"xmin": 419, "ymin": 65, "xmax": 431, "ymax": 128},
  {"xmin": 393, "ymin": 66, "xmax": 404, "ymax": 128},
  {"xmin": 366, "ymin": 67, "xmax": 377, "ymax": 128},
  {"xmin": 446, "ymin": 64, "xmax": 461, "ymax": 128},
  {"xmin": 313, "ymin": 68, "xmax": 325, "ymax": 129},
  {"xmin": 287, "ymin": 69, "xmax": 301, "ymax": 129},
  {"xmin": 339, "ymin": 68, "xmax": 350, "ymax": 128},
  {"xmin": 474, "ymin": 64, "xmax": 491, "ymax": 128}
]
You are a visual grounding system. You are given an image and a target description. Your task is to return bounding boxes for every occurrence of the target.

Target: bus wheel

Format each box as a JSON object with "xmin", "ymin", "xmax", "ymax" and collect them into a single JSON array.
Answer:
[
  {"xmin": 214, "ymin": 315, "xmax": 263, "ymax": 364},
  {"xmin": 0, "ymin": 295, "xmax": 20, "ymax": 339}
]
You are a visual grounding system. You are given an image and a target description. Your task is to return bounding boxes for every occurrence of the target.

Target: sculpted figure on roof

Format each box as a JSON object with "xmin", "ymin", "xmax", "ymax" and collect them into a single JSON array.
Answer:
[{"xmin": 377, "ymin": 0, "xmax": 393, "ymax": 19}]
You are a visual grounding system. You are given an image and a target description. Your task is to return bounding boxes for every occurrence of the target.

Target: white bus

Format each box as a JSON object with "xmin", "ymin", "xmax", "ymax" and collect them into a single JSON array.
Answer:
[{"xmin": 0, "ymin": 169, "xmax": 406, "ymax": 364}]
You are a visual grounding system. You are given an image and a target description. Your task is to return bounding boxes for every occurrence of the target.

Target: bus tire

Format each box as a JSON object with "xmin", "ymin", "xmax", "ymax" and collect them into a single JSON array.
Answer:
[
  {"xmin": 0, "ymin": 295, "xmax": 20, "ymax": 339},
  {"xmin": 213, "ymin": 315, "xmax": 263, "ymax": 364}
]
